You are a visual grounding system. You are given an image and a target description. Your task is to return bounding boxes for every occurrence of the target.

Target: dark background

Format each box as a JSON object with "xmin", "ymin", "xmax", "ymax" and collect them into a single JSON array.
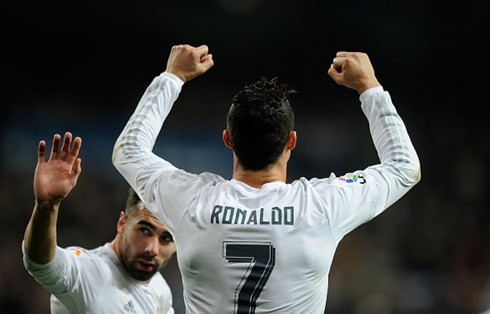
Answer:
[{"xmin": 1, "ymin": 1, "xmax": 489, "ymax": 313}]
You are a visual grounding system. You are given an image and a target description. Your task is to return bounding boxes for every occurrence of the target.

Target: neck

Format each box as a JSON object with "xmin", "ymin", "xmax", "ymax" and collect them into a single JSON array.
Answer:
[
  {"xmin": 232, "ymin": 157, "xmax": 287, "ymax": 189},
  {"xmin": 110, "ymin": 237, "xmax": 122, "ymax": 261}
]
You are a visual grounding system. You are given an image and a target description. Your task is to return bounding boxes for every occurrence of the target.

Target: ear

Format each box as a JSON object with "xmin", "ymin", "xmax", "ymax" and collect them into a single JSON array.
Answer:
[
  {"xmin": 222, "ymin": 129, "xmax": 233, "ymax": 149},
  {"xmin": 117, "ymin": 211, "xmax": 127, "ymax": 235},
  {"xmin": 286, "ymin": 131, "xmax": 297, "ymax": 151}
]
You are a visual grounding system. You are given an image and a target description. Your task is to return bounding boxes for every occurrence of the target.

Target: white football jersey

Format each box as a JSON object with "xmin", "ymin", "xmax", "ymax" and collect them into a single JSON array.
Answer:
[
  {"xmin": 113, "ymin": 72, "xmax": 420, "ymax": 313},
  {"xmin": 23, "ymin": 243, "xmax": 174, "ymax": 314}
]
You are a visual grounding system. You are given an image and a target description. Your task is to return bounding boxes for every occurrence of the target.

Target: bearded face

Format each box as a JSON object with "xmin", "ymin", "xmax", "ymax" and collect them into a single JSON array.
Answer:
[{"xmin": 117, "ymin": 209, "xmax": 175, "ymax": 281}]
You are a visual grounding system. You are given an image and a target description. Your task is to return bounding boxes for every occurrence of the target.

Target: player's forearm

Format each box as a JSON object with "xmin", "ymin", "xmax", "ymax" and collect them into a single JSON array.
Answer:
[
  {"xmin": 24, "ymin": 202, "xmax": 59, "ymax": 264},
  {"xmin": 361, "ymin": 88, "xmax": 421, "ymax": 185},
  {"xmin": 112, "ymin": 72, "xmax": 184, "ymax": 197}
]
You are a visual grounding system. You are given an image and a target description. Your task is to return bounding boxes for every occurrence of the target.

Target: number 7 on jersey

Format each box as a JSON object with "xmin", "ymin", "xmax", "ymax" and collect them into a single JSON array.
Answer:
[{"xmin": 223, "ymin": 241, "xmax": 276, "ymax": 314}]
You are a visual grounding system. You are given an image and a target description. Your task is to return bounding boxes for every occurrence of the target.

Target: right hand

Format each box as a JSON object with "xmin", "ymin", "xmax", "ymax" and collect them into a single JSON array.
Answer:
[
  {"xmin": 166, "ymin": 44, "xmax": 214, "ymax": 83},
  {"xmin": 327, "ymin": 52, "xmax": 381, "ymax": 94},
  {"xmin": 34, "ymin": 132, "xmax": 82, "ymax": 206}
]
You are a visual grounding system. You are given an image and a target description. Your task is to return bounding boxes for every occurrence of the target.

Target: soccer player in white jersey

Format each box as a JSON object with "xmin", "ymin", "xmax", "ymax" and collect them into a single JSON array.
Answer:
[
  {"xmin": 23, "ymin": 132, "xmax": 176, "ymax": 313},
  {"xmin": 113, "ymin": 44, "xmax": 421, "ymax": 313}
]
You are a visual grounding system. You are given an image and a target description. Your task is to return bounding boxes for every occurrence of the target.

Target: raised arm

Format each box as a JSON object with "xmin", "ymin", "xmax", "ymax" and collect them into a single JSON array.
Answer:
[
  {"xmin": 328, "ymin": 51, "xmax": 420, "ymax": 188},
  {"xmin": 112, "ymin": 44, "xmax": 213, "ymax": 219},
  {"xmin": 24, "ymin": 132, "xmax": 82, "ymax": 264},
  {"xmin": 324, "ymin": 52, "xmax": 421, "ymax": 238}
]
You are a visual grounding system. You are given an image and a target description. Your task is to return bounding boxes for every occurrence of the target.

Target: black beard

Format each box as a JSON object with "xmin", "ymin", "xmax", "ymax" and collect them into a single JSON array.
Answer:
[
  {"xmin": 122, "ymin": 251, "xmax": 159, "ymax": 281},
  {"xmin": 127, "ymin": 262, "xmax": 158, "ymax": 281}
]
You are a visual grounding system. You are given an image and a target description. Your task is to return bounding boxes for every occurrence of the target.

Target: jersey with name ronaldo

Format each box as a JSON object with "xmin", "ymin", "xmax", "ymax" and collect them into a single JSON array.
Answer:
[{"xmin": 113, "ymin": 72, "xmax": 420, "ymax": 313}]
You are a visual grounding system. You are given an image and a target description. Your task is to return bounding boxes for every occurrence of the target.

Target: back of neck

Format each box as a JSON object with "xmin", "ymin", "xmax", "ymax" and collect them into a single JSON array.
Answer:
[{"xmin": 233, "ymin": 166, "xmax": 286, "ymax": 189}]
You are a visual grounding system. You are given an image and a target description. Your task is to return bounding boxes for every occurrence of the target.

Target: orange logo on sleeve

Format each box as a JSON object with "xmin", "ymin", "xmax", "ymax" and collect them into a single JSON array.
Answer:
[{"xmin": 70, "ymin": 249, "xmax": 81, "ymax": 257}]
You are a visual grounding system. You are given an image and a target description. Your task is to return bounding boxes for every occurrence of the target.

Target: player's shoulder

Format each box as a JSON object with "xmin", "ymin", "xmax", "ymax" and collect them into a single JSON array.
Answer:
[
  {"xmin": 63, "ymin": 246, "xmax": 91, "ymax": 258},
  {"xmin": 199, "ymin": 171, "xmax": 226, "ymax": 184},
  {"xmin": 62, "ymin": 244, "xmax": 111, "ymax": 265},
  {"xmin": 296, "ymin": 171, "xmax": 369, "ymax": 188},
  {"xmin": 291, "ymin": 174, "xmax": 337, "ymax": 188},
  {"xmin": 170, "ymin": 170, "xmax": 225, "ymax": 187}
]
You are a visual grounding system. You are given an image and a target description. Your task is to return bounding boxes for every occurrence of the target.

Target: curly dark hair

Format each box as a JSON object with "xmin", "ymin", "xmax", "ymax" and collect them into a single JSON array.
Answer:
[{"xmin": 227, "ymin": 77, "xmax": 296, "ymax": 171}]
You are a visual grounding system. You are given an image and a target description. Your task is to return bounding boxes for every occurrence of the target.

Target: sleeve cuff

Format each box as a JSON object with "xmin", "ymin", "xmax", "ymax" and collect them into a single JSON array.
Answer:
[
  {"xmin": 359, "ymin": 86, "xmax": 384, "ymax": 103},
  {"xmin": 22, "ymin": 240, "xmax": 59, "ymax": 270},
  {"xmin": 162, "ymin": 71, "xmax": 185, "ymax": 88}
]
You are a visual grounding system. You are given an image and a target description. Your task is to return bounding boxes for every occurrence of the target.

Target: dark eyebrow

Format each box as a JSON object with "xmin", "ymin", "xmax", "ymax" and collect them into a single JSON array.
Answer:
[{"xmin": 136, "ymin": 220, "xmax": 156, "ymax": 230}]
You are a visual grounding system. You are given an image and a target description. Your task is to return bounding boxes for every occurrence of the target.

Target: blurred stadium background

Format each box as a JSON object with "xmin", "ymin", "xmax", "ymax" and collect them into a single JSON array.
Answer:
[{"xmin": 1, "ymin": 0, "xmax": 489, "ymax": 313}]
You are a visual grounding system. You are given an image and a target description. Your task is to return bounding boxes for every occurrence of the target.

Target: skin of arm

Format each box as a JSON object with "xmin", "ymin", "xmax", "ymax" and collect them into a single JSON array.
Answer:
[{"xmin": 24, "ymin": 132, "xmax": 82, "ymax": 264}]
